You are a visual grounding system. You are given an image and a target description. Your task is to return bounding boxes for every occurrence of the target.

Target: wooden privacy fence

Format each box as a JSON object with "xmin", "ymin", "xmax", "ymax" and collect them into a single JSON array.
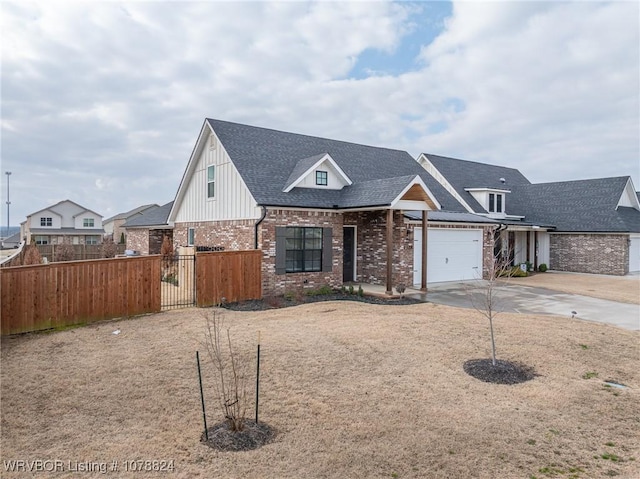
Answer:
[
  {"xmin": 196, "ymin": 250, "xmax": 262, "ymax": 307},
  {"xmin": 1, "ymin": 256, "xmax": 161, "ymax": 335}
]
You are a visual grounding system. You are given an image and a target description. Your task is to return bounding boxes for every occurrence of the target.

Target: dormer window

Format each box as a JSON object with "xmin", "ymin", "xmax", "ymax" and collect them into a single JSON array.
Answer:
[
  {"xmin": 40, "ymin": 217, "xmax": 52, "ymax": 227},
  {"xmin": 489, "ymin": 193, "xmax": 504, "ymax": 213},
  {"xmin": 316, "ymin": 170, "xmax": 328, "ymax": 186}
]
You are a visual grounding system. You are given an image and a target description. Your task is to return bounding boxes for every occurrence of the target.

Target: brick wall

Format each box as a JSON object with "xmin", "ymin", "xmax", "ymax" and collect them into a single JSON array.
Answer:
[
  {"xmin": 260, "ymin": 209, "xmax": 343, "ymax": 297},
  {"xmin": 344, "ymin": 211, "xmax": 413, "ymax": 288},
  {"xmin": 550, "ymin": 233, "xmax": 629, "ymax": 276},
  {"xmin": 173, "ymin": 220, "xmax": 256, "ymax": 251},
  {"xmin": 126, "ymin": 229, "xmax": 149, "ymax": 254}
]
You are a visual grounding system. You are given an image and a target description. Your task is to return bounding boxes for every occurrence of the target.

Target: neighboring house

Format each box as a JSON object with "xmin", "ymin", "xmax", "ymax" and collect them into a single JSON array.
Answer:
[
  {"xmin": 167, "ymin": 119, "xmax": 499, "ymax": 296},
  {"xmin": 123, "ymin": 202, "xmax": 174, "ymax": 255},
  {"xmin": 21, "ymin": 200, "xmax": 105, "ymax": 246},
  {"xmin": 418, "ymin": 154, "xmax": 640, "ymax": 275},
  {"xmin": 103, "ymin": 204, "xmax": 158, "ymax": 244},
  {"xmin": 508, "ymin": 177, "xmax": 640, "ymax": 275},
  {"xmin": 1, "ymin": 232, "xmax": 21, "ymax": 249}
]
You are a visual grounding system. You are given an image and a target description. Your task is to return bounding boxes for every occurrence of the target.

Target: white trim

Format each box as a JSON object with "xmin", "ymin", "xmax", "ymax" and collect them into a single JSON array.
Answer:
[
  {"xmin": 464, "ymin": 187, "xmax": 511, "ymax": 194},
  {"xmin": 616, "ymin": 177, "xmax": 640, "ymax": 210},
  {"xmin": 389, "ymin": 175, "xmax": 441, "ymax": 210},
  {"xmin": 417, "ymin": 154, "xmax": 475, "ymax": 213},
  {"xmin": 283, "ymin": 153, "xmax": 352, "ymax": 192}
]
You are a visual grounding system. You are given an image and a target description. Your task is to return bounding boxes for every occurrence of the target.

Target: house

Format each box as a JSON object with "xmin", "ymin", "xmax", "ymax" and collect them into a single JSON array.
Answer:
[
  {"xmin": 168, "ymin": 119, "xmax": 501, "ymax": 296},
  {"xmin": 103, "ymin": 204, "xmax": 158, "ymax": 245},
  {"xmin": 21, "ymin": 200, "xmax": 105, "ymax": 246},
  {"xmin": 1, "ymin": 232, "xmax": 21, "ymax": 249},
  {"xmin": 508, "ymin": 177, "xmax": 640, "ymax": 275},
  {"xmin": 123, "ymin": 202, "xmax": 174, "ymax": 255},
  {"xmin": 418, "ymin": 154, "xmax": 640, "ymax": 275}
]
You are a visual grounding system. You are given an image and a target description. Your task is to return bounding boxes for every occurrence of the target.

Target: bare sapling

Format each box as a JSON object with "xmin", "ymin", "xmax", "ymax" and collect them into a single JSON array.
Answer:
[
  {"xmin": 469, "ymin": 248, "xmax": 516, "ymax": 367},
  {"xmin": 203, "ymin": 310, "xmax": 249, "ymax": 432}
]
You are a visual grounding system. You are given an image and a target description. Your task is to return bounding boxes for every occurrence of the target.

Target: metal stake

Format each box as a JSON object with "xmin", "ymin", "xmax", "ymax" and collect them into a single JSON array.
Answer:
[
  {"xmin": 255, "ymin": 331, "xmax": 261, "ymax": 424},
  {"xmin": 196, "ymin": 351, "xmax": 208, "ymax": 441}
]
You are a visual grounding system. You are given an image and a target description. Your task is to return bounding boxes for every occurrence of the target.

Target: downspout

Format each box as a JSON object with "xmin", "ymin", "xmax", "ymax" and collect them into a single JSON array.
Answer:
[{"xmin": 254, "ymin": 206, "xmax": 268, "ymax": 250}]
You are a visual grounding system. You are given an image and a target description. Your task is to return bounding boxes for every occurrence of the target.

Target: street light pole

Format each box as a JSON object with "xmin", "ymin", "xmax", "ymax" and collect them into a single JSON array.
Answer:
[{"xmin": 5, "ymin": 171, "xmax": 11, "ymax": 238}]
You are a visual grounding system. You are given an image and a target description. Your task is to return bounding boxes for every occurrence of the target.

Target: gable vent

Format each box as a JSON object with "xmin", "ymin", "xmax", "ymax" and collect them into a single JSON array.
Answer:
[{"xmin": 209, "ymin": 134, "xmax": 217, "ymax": 150}]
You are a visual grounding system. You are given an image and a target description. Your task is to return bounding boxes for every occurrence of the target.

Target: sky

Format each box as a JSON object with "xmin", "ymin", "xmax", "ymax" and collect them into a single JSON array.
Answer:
[{"xmin": 1, "ymin": 0, "xmax": 639, "ymax": 226}]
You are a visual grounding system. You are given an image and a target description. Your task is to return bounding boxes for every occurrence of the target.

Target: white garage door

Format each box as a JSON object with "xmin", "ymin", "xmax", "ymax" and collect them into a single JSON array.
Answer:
[
  {"xmin": 630, "ymin": 235, "xmax": 640, "ymax": 273},
  {"xmin": 413, "ymin": 228, "xmax": 483, "ymax": 284}
]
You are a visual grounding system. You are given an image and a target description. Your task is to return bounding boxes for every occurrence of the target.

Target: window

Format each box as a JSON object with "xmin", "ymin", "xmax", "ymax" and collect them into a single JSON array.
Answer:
[
  {"xmin": 40, "ymin": 217, "xmax": 52, "ymax": 227},
  {"xmin": 207, "ymin": 165, "xmax": 215, "ymax": 199},
  {"xmin": 34, "ymin": 235, "xmax": 49, "ymax": 245},
  {"xmin": 316, "ymin": 170, "xmax": 328, "ymax": 186},
  {"xmin": 187, "ymin": 227, "xmax": 195, "ymax": 246},
  {"xmin": 488, "ymin": 193, "xmax": 504, "ymax": 213},
  {"xmin": 285, "ymin": 227, "xmax": 323, "ymax": 273},
  {"xmin": 85, "ymin": 236, "xmax": 99, "ymax": 245},
  {"xmin": 83, "ymin": 218, "xmax": 94, "ymax": 228}
]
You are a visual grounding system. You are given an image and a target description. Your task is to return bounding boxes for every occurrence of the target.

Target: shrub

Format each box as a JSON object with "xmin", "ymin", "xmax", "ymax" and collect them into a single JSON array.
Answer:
[
  {"xmin": 101, "ymin": 237, "xmax": 118, "ymax": 258},
  {"xmin": 357, "ymin": 285, "xmax": 364, "ymax": 297},
  {"xmin": 538, "ymin": 263, "xmax": 548, "ymax": 272},
  {"xmin": 348, "ymin": 285, "xmax": 354, "ymax": 295},
  {"xmin": 54, "ymin": 240, "xmax": 75, "ymax": 262},
  {"xmin": 22, "ymin": 244, "xmax": 43, "ymax": 265}
]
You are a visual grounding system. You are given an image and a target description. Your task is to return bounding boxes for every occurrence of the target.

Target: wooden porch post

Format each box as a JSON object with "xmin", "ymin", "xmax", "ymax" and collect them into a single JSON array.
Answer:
[
  {"xmin": 421, "ymin": 210, "xmax": 428, "ymax": 291},
  {"xmin": 386, "ymin": 208, "xmax": 393, "ymax": 295}
]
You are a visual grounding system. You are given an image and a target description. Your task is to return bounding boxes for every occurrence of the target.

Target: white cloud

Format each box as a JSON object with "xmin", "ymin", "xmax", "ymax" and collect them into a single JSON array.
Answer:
[{"xmin": 1, "ymin": 0, "xmax": 638, "ymax": 224}]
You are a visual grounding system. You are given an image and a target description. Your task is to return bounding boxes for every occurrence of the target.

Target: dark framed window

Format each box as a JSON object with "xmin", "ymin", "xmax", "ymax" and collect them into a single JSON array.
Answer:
[
  {"xmin": 496, "ymin": 194, "xmax": 503, "ymax": 213},
  {"xmin": 83, "ymin": 218, "xmax": 94, "ymax": 227},
  {"xmin": 40, "ymin": 217, "xmax": 52, "ymax": 227},
  {"xmin": 316, "ymin": 170, "xmax": 328, "ymax": 186},
  {"xmin": 34, "ymin": 235, "xmax": 49, "ymax": 245},
  {"xmin": 207, "ymin": 165, "xmax": 215, "ymax": 199},
  {"xmin": 488, "ymin": 194, "xmax": 495, "ymax": 212},
  {"xmin": 187, "ymin": 227, "xmax": 195, "ymax": 246},
  {"xmin": 285, "ymin": 227, "xmax": 323, "ymax": 272}
]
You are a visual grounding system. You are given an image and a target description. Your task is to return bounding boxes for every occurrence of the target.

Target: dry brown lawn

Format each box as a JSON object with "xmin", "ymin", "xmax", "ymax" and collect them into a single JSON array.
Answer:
[
  {"xmin": 2, "ymin": 302, "xmax": 639, "ymax": 479},
  {"xmin": 511, "ymin": 272, "xmax": 640, "ymax": 305}
]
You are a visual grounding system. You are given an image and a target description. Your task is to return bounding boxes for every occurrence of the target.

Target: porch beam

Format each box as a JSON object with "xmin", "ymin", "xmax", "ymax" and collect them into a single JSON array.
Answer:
[
  {"xmin": 421, "ymin": 210, "xmax": 428, "ymax": 291},
  {"xmin": 386, "ymin": 208, "xmax": 393, "ymax": 295}
]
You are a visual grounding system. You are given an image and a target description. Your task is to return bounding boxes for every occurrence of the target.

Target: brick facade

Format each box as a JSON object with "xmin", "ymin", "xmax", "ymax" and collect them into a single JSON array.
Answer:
[
  {"xmin": 259, "ymin": 209, "xmax": 344, "ymax": 297},
  {"xmin": 344, "ymin": 211, "xmax": 414, "ymax": 287},
  {"xmin": 550, "ymin": 233, "xmax": 629, "ymax": 276},
  {"xmin": 173, "ymin": 220, "xmax": 256, "ymax": 251},
  {"xmin": 125, "ymin": 229, "xmax": 149, "ymax": 254}
]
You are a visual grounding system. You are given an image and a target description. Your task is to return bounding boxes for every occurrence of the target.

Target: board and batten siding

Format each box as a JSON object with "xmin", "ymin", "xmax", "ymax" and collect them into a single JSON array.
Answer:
[{"xmin": 173, "ymin": 134, "xmax": 262, "ymax": 222}]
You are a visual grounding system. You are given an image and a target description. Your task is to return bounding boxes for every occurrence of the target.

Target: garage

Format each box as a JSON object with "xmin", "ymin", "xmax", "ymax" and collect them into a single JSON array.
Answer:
[
  {"xmin": 630, "ymin": 235, "xmax": 640, "ymax": 273},
  {"xmin": 413, "ymin": 228, "xmax": 483, "ymax": 284}
]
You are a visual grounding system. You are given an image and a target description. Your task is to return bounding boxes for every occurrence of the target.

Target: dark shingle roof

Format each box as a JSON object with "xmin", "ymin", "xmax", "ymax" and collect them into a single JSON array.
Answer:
[
  {"xmin": 422, "ymin": 154, "xmax": 531, "ymax": 213},
  {"xmin": 104, "ymin": 204, "xmax": 158, "ymax": 223},
  {"xmin": 509, "ymin": 177, "xmax": 640, "ymax": 232},
  {"xmin": 124, "ymin": 202, "xmax": 174, "ymax": 228},
  {"xmin": 207, "ymin": 119, "xmax": 464, "ymax": 211}
]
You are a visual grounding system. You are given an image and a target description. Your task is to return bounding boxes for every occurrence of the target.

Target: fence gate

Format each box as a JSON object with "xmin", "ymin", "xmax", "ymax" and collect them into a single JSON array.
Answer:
[{"xmin": 161, "ymin": 254, "xmax": 196, "ymax": 310}]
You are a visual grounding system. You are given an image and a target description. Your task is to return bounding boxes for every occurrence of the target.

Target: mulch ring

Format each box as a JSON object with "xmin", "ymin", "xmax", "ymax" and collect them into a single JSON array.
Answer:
[
  {"xmin": 201, "ymin": 419, "xmax": 276, "ymax": 451},
  {"xmin": 222, "ymin": 293, "xmax": 424, "ymax": 311},
  {"xmin": 463, "ymin": 359, "xmax": 537, "ymax": 385}
]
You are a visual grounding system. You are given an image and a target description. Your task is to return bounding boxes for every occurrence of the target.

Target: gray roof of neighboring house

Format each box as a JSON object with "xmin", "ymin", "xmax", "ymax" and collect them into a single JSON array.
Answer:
[
  {"xmin": 124, "ymin": 201, "xmax": 174, "ymax": 228},
  {"xmin": 206, "ymin": 119, "xmax": 465, "ymax": 212},
  {"xmin": 404, "ymin": 210, "xmax": 498, "ymax": 224},
  {"xmin": 103, "ymin": 204, "xmax": 158, "ymax": 223},
  {"xmin": 2, "ymin": 232, "xmax": 21, "ymax": 244},
  {"xmin": 509, "ymin": 177, "xmax": 640, "ymax": 232},
  {"xmin": 422, "ymin": 154, "xmax": 531, "ymax": 213}
]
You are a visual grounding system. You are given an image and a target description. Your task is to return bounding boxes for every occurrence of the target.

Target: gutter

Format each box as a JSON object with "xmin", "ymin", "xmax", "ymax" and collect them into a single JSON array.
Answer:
[{"xmin": 254, "ymin": 206, "xmax": 268, "ymax": 249}]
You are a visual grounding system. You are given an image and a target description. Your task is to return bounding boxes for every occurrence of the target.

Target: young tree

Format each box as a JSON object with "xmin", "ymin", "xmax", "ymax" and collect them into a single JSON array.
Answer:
[
  {"xmin": 54, "ymin": 238, "xmax": 75, "ymax": 262},
  {"xmin": 22, "ymin": 244, "xmax": 43, "ymax": 265},
  {"xmin": 468, "ymin": 248, "xmax": 517, "ymax": 367},
  {"xmin": 203, "ymin": 311, "xmax": 249, "ymax": 432},
  {"xmin": 101, "ymin": 236, "xmax": 118, "ymax": 258}
]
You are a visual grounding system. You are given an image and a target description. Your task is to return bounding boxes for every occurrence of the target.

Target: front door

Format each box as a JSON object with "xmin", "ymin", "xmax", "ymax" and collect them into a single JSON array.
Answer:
[{"xmin": 343, "ymin": 226, "xmax": 355, "ymax": 282}]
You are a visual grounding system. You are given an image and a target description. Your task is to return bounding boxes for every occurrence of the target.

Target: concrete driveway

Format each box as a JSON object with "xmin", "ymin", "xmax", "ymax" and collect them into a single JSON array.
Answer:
[{"xmin": 416, "ymin": 281, "xmax": 640, "ymax": 331}]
